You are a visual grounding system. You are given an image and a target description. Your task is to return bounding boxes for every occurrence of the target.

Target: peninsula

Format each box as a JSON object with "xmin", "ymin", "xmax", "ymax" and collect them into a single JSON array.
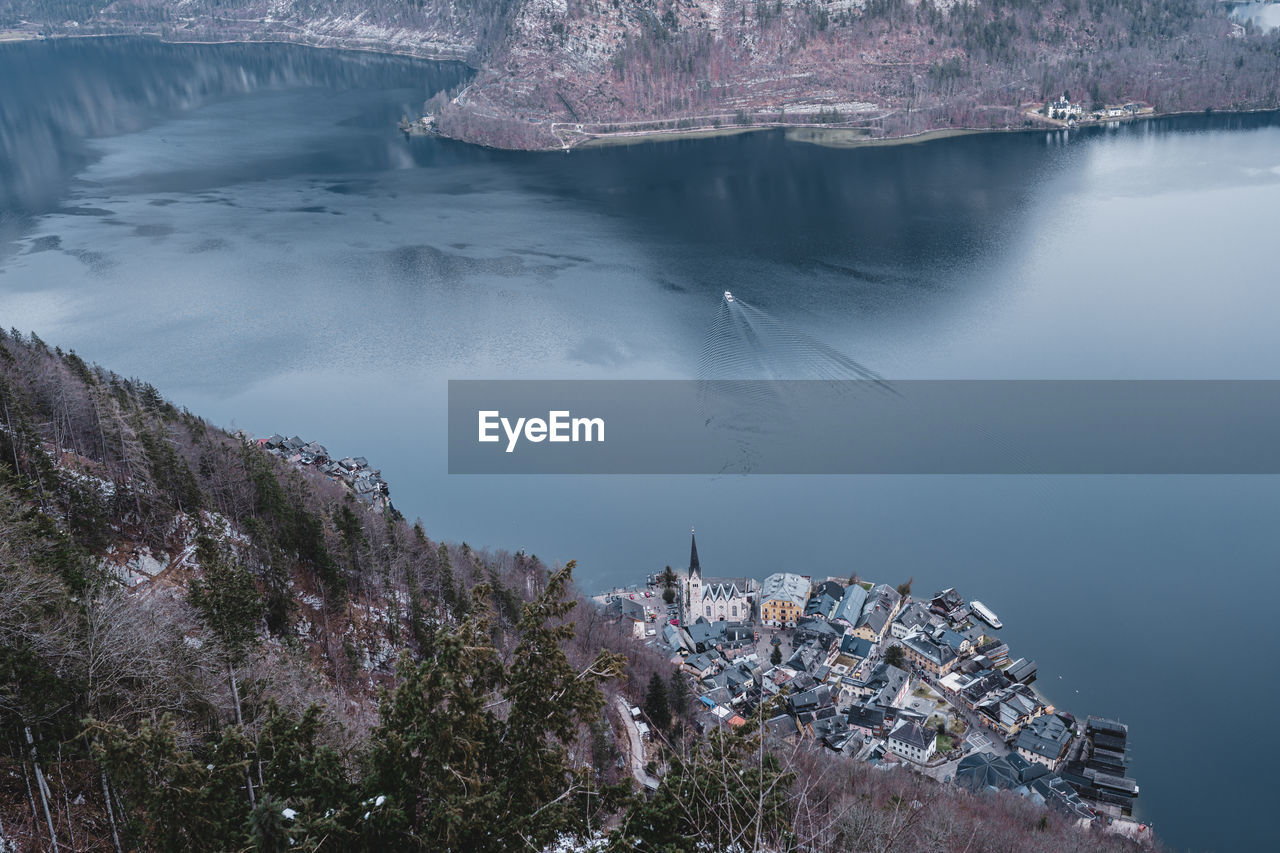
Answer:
[{"xmin": 597, "ymin": 531, "xmax": 1149, "ymax": 843}]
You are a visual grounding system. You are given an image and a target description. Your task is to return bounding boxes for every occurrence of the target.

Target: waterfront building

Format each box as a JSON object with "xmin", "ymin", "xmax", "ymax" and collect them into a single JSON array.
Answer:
[
  {"xmin": 1015, "ymin": 713, "xmax": 1075, "ymax": 769},
  {"xmin": 760, "ymin": 571, "xmax": 810, "ymax": 627},
  {"xmin": 684, "ymin": 530, "xmax": 756, "ymax": 622}
]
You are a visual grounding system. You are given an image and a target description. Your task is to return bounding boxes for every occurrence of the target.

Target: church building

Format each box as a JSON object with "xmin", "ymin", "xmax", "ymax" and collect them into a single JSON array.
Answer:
[{"xmin": 683, "ymin": 529, "xmax": 757, "ymax": 623}]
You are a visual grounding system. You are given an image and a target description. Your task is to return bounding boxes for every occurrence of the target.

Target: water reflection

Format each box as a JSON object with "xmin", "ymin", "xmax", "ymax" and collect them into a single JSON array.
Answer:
[
  {"xmin": 1232, "ymin": 2, "xmax": 1280, "ymax": 31},
  {"xmin": 0, "ymin": 38, "xmax": 469, "ymax": 216}
]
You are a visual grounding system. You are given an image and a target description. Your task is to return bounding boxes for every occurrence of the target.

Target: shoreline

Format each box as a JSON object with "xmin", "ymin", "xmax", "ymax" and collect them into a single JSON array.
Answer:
[
  {"xmin": 562, "ymin": 123, "xmax": 1036, "ymax": 153},
  {"xmin": 556, "ymin": 106, "xmax": 1280, "ymax": 153},
  {"xmin": 6, "ymin": 30, "xmax": 1277, "ymax": 154},
  {"xmin": 575, "ymin": 124, "xmax": 771, "ymax": 148},
  {"xmin": 0, "ymin": 27, "xmax": 475, "ymax": 66}
]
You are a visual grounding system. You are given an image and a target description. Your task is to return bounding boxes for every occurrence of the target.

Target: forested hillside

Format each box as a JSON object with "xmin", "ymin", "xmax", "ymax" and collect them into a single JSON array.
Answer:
[
  {"xmin": 1, "ymin": 0, "xmax": 1276, "ymax": 148},
  {"xmin": 0, "ymin": 329, "xmax": 1158, "ymax": 851}
]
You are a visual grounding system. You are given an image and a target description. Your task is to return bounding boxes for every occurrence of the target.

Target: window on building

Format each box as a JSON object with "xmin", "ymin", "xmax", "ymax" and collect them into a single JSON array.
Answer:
[
  {"xmin": 731, "ymin": 605, "xmax": 737, "ymax": 617},
  {"xmin": 705, "ymin": 605, "xmax": 711, "ymax": 616}
]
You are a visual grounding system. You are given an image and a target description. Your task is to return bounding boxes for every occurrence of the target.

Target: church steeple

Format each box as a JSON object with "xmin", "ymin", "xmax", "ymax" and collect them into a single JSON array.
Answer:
[{"xmin": 689, "ymin": 527, "xmax": 701, "ymax": 577}]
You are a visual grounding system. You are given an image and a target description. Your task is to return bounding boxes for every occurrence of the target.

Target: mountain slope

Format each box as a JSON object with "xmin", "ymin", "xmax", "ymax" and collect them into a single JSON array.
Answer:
[
  {"xmin": 2, "ymin": 0, "xmax": 1276, "ymax": 149},
  {"xmin": 0, "ymin": 331, "xmax": 1163, "ymax": 851}
]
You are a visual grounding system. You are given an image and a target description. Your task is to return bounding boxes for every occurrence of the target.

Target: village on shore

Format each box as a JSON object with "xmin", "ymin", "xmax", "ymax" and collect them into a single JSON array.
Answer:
[
  {"xmin": 1033, "ymin": 93, "xmax": 1156, "ymax": 128},
  {"xmin": 239, "ymin": 432, "xmax": 391, "ymax": 510},
  {"xmin": 596, "ymin": 531, "xmax": 1148, "ymax": 843}
]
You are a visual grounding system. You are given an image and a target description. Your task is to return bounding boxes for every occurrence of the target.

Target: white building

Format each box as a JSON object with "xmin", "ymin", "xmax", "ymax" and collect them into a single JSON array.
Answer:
[
  {"xmin": 684, "ymin": 530, "xmax": 755, "ymax": 622},
  {"xmin": 1046, "ymin": 94, "xmax": 1083, "ymax": 120},
  {"xmin": 886, "ymin": 718, "xmax": 937, "ymax": 764}
]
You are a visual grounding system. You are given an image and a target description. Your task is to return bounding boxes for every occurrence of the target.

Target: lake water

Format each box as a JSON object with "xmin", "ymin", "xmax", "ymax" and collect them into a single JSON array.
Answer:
[
  {"xmin": 1232, "ymin": 2, "xmax": 1280, "ymax": 32},
  {"xmin": 2, "ymin": 38, "xmax": 1279, "ymax": 852}
]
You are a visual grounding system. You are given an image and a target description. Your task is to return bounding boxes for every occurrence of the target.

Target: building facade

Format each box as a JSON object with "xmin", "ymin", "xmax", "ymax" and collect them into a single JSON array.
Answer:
[
  {"xmin": 684, "ymin": 530, "xmax": 755, "ymax": 622},
  {"xmin": 887, "ymin": 719, "xmax": 937, "ymax": 764},
  {"xmin": 759, "ymin": 572, "xmax": 809, "ymax": 627}
]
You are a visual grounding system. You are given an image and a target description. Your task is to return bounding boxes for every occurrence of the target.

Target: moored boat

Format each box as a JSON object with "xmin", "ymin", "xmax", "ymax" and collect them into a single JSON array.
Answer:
[{"xmin": 970, "ymin": 599, "xmax": 1002, "ymax": 629}]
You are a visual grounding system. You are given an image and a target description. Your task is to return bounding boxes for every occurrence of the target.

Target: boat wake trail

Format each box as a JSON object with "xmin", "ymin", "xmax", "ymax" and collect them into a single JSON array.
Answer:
[
  {"xmin": 697, "ymin": 293, "xmax": 886, "ymax": 385},
  {"xmin": 694, "ymin": 292, "xmax": 892, "ymax": 473}
]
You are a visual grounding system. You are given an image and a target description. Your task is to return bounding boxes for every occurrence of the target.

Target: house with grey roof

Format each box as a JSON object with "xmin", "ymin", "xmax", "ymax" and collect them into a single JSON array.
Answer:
[
  {"xmin": 812, "ymin": 579, "xmax": 846, "ymax": 601},
  {"xmin": 953, "ymin": 669, "xmax": 1012, "ymax": 709},
  {"xmin": 975, "ymin": 682, "xmax": 1051, "ymax": 737},
  {"xmin": 683, "ymin": 652, "xmax": 719, "ymax": 679},
  {"xmin": 850, "ymin": 584, "xmax": 901, "ymax": 642},
  {"xmin": 1015, "ymin": 713, "xmax": 1075, "ymax": 769},
  {"xmin": 831, "ymin": 583, "xmax": 869, "ymax": 627},
  {"xmin": 849, "ymin": 661, "xmax": 910, "ymax": 708},
  {"xmin": 886, "ymin": 718, "xmax": 937, "ymax": 764},
  {"xmin": 838, "ymin": 633, "xmax": 874, "ymax": 662},
  {"xmin": 930, "ymin": 587, "xmax": 965, "ymax": 619},
  {"xmin": 764, "ymin": 713, "xmax": 801, "ymax": 744},
  {"xmin": 847, "ymin": 702, "xmax": 887, "ymax": 738},
  {"xmin": 890, "ymin": 599, "xmax": 935, "ymax": 638},
  {"xmin": 794, "ymin": 616, "xmax": 839, "ymax": 649},
  {"xmin": 804, "ymin": 592, "xmax": 840, "ymax": 620},
  {"xmin": 1006, "ymin": 657, "xmax": 1038, "ymax": 684},
  {"xmin": 760, "ymin": 571, "xmax": 810, "ymax": 627},
  {"xmin": 901, "ymin": 630, "xmax": 959, "ymax": 676},
  {"xmin": 956, "ymin": 751, "xmax": 1020, "ymax": 792}
]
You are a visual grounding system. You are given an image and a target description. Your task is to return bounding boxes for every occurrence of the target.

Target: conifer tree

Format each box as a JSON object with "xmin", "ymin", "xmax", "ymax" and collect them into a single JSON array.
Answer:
[
  {"xmin": 611, "ymin": 720, "xmax": 796, "ymax": 851},
  {"xmin": 189, "ymin": 536, "xmax": 264, "ymax": 726},
  {"xmin": 644, "ymin": 672, "xmax": 671, "ymax": 731},
  {"xmin": 668, "ymin": 671, "xmax": 690, "ymax": 722},
  {"xmin": 366, "ymin": 562, "xmax": 625, "ymax": 851}
]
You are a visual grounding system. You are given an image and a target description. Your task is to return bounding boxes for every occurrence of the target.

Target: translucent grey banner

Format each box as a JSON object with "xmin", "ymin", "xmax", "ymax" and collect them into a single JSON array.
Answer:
[{"xmin": 447, "ymin": 380, "xmax": 1280, "ymax": 474}]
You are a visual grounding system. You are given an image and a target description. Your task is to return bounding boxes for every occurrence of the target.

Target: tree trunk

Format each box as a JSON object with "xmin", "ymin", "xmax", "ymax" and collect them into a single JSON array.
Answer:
[
  {"xmin": 99, "ymin": 765, "xmax": 124, "ymax": 853},
  {"xmin": 57, "ymin": 742, "xmax": 75, "ymax": 851},
  {"xmin": 229, "ymin": 665, "xmax": 256, "ymax": 809},
  {"xmin": 25, "ymin": 728, "xmax": 59, "ymax": 851},
  {"xmin": 20, "ymin": 756, "xmax": 41, "ymax": 846}
]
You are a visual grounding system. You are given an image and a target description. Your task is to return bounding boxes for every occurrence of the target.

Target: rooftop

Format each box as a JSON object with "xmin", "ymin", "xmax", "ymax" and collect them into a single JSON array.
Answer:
[{"xmin": 761, "ymin": 572, "xmax": 809, "ymax": 609}]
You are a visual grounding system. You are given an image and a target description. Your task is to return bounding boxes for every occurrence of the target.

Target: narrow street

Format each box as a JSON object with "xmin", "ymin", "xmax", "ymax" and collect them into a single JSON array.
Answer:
[{"xmin": 613, "ymin": 696, "xmax": 659, "ymax": 791}]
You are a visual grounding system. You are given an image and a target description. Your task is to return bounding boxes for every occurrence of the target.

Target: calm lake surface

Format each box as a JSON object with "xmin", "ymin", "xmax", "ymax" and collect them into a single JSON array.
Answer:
[{"xmin": 2, "ymin": 38, "xmax": 1278, "ymax": 852}]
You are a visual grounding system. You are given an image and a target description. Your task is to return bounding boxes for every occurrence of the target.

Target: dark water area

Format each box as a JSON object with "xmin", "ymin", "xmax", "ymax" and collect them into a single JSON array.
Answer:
[
  {"xmin": 2, "ymin": 37, "xmax": 1279, "ymax": 851},
  {"xmin": 0, "ymin": 38, "xmax": 470, "ymax": 216}
]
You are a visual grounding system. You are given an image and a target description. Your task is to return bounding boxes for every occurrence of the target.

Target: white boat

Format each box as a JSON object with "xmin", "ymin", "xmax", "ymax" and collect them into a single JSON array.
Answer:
[
  {"xmin": 724, "ymin": 291, "xmax": 734, "ymax": 302},
  {"xmin": 970, "ymin": 600, "xmax": 1002, "ymax": 629}
]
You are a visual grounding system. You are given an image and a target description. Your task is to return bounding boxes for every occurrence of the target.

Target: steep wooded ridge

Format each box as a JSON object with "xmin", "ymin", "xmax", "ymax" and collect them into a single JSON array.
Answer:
[
  {"xmin": 2, "ymin": 0, "xmax": 1277, "ymax": 149},
  {"xmin": 0, "ymin": 328, "xmax": 1158, "ymax": 852}
]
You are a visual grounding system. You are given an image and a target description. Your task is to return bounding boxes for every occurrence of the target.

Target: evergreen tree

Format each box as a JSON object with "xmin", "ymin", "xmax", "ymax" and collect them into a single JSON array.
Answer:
[
  {"xmin": 247, "ymin": 794, "xmax": 291, "ymax": 853},
  {"xmin": 612, "ymin": 721, "xmax": 796, "ymax": 851},
  {"xmin": 668, "ymin": 671, "xmax": 690, "ymax": 722},
  {"xmin": 89, "ymin": 717, "xmax": 250, "ymax": 851},
  {"xmin": 189, "ymin": 536, "xmax": 263, "ymax": 730},
  {"xmin": 498, "ymin": 562, "xmax": 627, "ymax": 844},
  {"xmin": 643, "ymin": 672, "xmax": 671, "ymax": 731},
  {"xmin": 436, "ymin": 542, "xmax": 461, "ymax": 618},
  {"xmin": 366, "ymin": 562, "xmax": 626, "ymax": 851},
  {"xmin": 189, "ymin": 538, "xmax": 263, "ymax": 658},
  {"xmin": 657, "ymin": 564, "xmax": 678, "ymax": 593},
  {"xmin": 885, "ymin": 644, "xmax": 907, "ymax": 669},
  {"xmin": 770, "ymin": 644, "xmax": 783, "ymax": 666}
]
